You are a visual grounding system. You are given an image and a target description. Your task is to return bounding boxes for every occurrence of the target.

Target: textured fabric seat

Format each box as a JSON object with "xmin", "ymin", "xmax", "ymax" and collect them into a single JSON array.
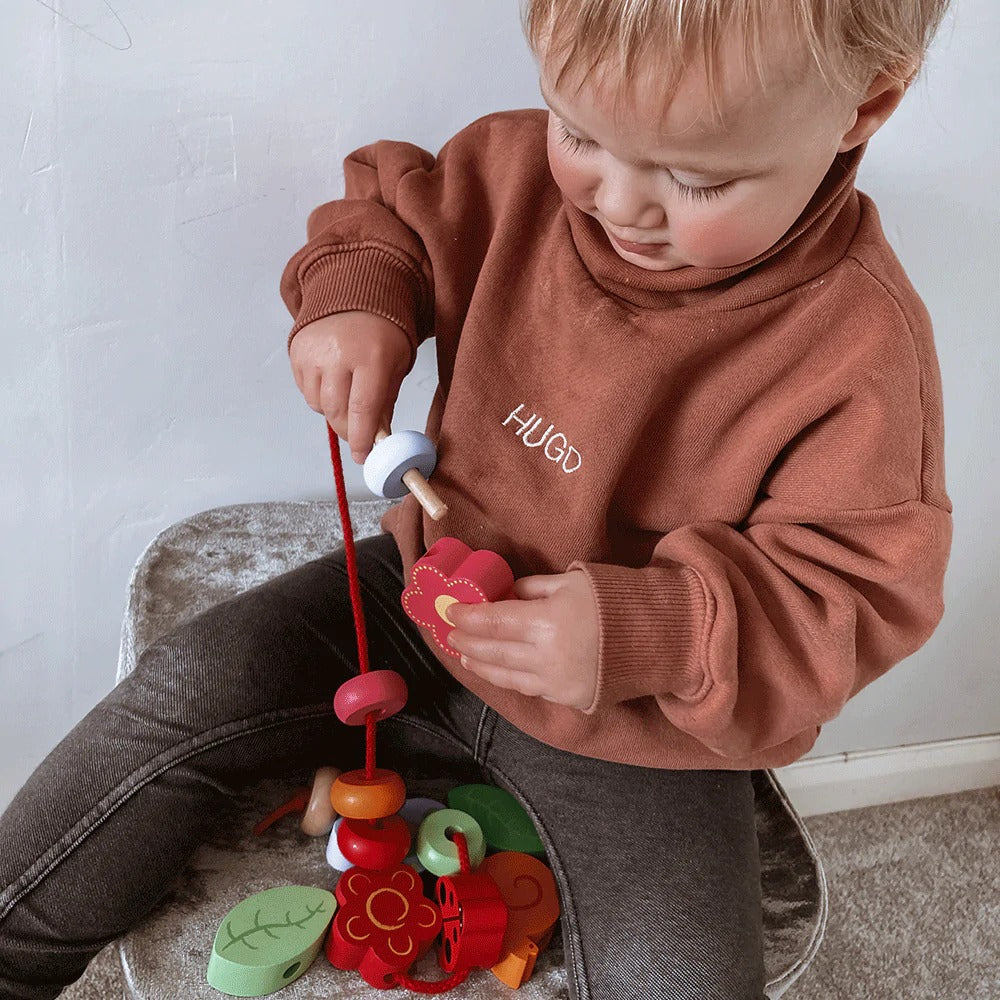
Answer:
[{"xmin": 115, "ymin": 500, "xmax": 827, "ymax": 999}]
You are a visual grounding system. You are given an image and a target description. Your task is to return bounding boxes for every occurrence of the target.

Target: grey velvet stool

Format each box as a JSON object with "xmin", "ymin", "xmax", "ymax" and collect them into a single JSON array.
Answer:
[{"xmin": 115, "ymin": 500, "xmax": 827, "ymax": 999}]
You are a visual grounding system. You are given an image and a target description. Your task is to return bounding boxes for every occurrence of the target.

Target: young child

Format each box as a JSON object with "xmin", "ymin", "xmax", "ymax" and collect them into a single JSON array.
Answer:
[{"xmin": 0, "ymin": 1, "xmax": 953, "ymax": 998}]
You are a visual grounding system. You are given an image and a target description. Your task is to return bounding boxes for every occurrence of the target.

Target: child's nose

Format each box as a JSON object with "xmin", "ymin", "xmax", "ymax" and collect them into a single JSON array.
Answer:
[{"xmin": 594, "ymin": 166, "xmax": 666, "ymax": 231}]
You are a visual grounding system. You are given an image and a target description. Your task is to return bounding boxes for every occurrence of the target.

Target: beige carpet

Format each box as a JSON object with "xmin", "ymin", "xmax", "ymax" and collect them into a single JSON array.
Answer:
[{"xmin": 63, "ymin": 786, "xmax": 999, "ymax": 1000}]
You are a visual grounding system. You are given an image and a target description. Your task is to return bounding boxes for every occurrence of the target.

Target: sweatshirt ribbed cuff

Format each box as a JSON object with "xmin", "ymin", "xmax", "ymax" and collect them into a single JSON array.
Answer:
[
  {"xmin": 566, "ymin": 560, "xmax": 709, "ymax": 715},
  {"xmin": 287, "ymin": 246, "xmax": 423, "ymax": 367}
]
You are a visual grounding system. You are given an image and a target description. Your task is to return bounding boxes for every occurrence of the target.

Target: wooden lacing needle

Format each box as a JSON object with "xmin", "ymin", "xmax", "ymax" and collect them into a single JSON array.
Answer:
[{"xmin": 373, "ymin": 426, "xmax": 449, "ymax": 521}]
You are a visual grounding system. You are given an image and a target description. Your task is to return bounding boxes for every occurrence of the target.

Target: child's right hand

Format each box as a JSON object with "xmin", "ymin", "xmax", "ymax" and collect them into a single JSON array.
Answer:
[{"xmin": 289, "ymin": 311, "xmax": 411, "ymax": 464}]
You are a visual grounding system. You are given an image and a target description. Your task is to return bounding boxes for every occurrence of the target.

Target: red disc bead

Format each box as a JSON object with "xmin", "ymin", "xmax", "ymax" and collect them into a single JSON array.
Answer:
[
  {"xmin": 334, "ymin": 670, "xmax": 408, "ymax": 726},
  {"xmin": 337, "ymin": 815, "xmax": 412, "ymax": 871}
]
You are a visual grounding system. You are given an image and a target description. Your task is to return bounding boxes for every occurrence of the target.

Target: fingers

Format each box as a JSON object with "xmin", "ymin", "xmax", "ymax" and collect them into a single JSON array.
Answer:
[
  {"xmin": 302, "ymin": 364, "xmax": 392, "ymax": 465},
  {"xmin": 447, "ymin": 626, "xmax": 535, "ymax": 668},
  {"xmin": 289, "ymin": 314, "xmax": 410, "ymax": 464},
  {"xmin": 446, "ymin": 599, "xmax": 541, "ymax": 641},
  {"xmin": 347, "ymin": 362, "xmax": 396, "ymax": 464},
  {"xmin": 447, "ymin": 606, "xmax": 541, "ymax": 683},
  {"xmin": 512, "ymin": 574, "xmax": 565, "ymax": 600},
  {"xmin": 456, "ymin": 658, "xmax": 546, "ymax": 699},
  {"xmin": 318, "ymin": 369, "xmax": 351, "ymax": 427}
]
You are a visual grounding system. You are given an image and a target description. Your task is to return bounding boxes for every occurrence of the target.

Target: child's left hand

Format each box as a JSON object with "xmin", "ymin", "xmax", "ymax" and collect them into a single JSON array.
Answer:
[{"xmin": 444, "ymin": 570, "xmax": 600, "ymax": 711}]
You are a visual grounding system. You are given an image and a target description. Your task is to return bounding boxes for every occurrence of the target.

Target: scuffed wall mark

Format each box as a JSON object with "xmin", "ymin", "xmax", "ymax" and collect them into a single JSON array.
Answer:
[
  {"xmin": 256, "ymin": 344, "xmax": 286, "ymax": 376},
  {"xmin": 176, "ymin": 196, "xmax": 262, "ymax": 227},
  {"xmin": 31, "ymin": 163, "xmax": 55, "ymax": 175},
  {"xmin": 19, "ymin": 111, "xmax": 34, "ymax": 167},
  {"xmin": 175, "ymin": 114, "xmax": 236, "ymax": 181},
  {"xmin": 0, "ymin": 633, "xmax": 44, "ymax": 660},
  {"xmin": 32, "ymin": 0, "xmax": 133, "ymax": 51},
  {"xmin": 65, "ymin": 319, "xmax": 125, "ymax": 340}
]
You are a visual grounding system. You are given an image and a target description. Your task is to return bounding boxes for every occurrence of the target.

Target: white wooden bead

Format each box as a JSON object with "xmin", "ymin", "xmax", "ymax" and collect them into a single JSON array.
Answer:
[
  {"xmin": 325, "ymin": 817, "xmax": 352, "ymax": 871},
  {"xmin": 363, "ymin": 430, "xmax": 437, "ymax": 499}
]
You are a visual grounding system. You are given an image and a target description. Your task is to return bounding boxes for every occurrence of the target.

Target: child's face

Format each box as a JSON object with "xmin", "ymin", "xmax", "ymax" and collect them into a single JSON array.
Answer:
[{"xmin": 540, "ymin": 33, "xmax": 860, "ymax": 272}]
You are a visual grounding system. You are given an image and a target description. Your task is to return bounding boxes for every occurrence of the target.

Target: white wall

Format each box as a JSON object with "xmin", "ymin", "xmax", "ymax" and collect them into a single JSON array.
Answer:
[{"xmin": 1, "ymin": 0, "xmax": 995, "ymax": 809}]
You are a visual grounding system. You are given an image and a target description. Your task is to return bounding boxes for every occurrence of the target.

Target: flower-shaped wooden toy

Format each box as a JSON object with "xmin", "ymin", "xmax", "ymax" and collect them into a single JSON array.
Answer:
[
  {"xmin": 401, "ymin": 537, "xmax": 516, "ymax": 659},
  {"xmin": 326, "ymin": 864, "xmax": 442, "ymax": 989}
]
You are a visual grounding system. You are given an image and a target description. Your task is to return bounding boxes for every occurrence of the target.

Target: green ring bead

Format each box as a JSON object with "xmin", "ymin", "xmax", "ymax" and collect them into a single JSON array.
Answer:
[{"xmin": 416, "ymin": 808, "xmax": 487, "ymax": 876}]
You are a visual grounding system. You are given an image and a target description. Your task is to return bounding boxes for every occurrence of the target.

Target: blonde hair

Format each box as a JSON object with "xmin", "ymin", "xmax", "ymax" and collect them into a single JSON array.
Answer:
[{"xmin": 522, "ymin": 0, "xmax": 951, "ymax": 121}]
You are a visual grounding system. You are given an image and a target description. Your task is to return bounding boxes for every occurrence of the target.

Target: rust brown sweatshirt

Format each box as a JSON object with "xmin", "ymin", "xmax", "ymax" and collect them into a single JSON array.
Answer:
[{"xmin": 281, "ymin": 110, "xmax": 952, "ymax": 770}]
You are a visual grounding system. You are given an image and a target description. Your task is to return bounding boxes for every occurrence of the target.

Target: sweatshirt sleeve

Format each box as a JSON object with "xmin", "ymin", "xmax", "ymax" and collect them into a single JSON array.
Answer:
[
  {"xmin": 279, "ymin": 115, "xmax": 518, "ymax": 369},
  {"xmin": 567, "ymin": 293, "xmax": 953, "ymax": 761}
]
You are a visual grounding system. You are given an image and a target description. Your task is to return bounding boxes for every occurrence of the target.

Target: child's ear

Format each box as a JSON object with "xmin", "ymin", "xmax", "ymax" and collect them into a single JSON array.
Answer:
[{"xmin": 838, "ymin": 61, "xmax": 918, "ymax": 152}]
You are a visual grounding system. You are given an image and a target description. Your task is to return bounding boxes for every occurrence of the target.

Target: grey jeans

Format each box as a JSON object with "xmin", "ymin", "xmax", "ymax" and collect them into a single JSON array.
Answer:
[{"xmin": 0, "ymin": 533, "xmax": 766, "ymax": 999}]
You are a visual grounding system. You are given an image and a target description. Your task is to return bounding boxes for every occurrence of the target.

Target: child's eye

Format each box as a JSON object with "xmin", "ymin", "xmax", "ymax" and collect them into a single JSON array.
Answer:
[
  {"xmin": 556, "ymin": 120, "xmax": 734, "ymax": 202},
  {"xmin": 669, "ymin": 175, "xmax": 734, "ymax": 203},
  {"xmin": 556, "ymin": 122, "xmax": 597, "ymax": 155}
]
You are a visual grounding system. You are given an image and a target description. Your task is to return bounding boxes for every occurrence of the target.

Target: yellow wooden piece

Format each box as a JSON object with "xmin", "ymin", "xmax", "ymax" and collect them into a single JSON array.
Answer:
[
  {"xmin": 301, "ymin": 766, "xmax": 340, "ymax": 837},
  {"xmin": 434, "ymin": 593, "xmax": 459, "ymax": 622}
]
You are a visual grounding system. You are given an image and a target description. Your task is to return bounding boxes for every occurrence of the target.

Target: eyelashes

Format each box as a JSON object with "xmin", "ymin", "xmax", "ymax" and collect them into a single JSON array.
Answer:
[{"xmin": 555, "ymin": 122, "xmax": 734, "ymax": 203}]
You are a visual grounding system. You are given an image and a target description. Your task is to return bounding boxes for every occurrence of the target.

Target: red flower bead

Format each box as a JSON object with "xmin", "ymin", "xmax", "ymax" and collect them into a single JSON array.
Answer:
[
  {"xmin": 401, "ymin": 537, "xmax": 515, "ymax": 659},
  {"xmin": 326, "ymin": 864, "xmax": 442, "ymax": 989},
  {"xmin": 337, "ymin": 816, "xmax": 411, "ymax": 872}
]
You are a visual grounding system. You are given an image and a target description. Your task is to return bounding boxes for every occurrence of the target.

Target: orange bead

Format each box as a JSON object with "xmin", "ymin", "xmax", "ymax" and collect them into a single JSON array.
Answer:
[{"xmin": 330, "ymin": 768, "xmax": 406, "ymax": 820}]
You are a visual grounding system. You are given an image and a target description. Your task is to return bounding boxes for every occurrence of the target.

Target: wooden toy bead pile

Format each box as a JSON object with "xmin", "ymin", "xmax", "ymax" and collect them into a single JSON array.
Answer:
[{"xmin": 207, "ymin": 424, "xmax": 560, "ymax": 997}]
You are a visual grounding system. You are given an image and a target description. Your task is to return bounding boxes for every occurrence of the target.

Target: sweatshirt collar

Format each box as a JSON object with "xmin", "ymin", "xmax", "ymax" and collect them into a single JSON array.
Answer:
[{"xmin": 564, "ymin": 142, "xmax": 866, "ymax": 311}]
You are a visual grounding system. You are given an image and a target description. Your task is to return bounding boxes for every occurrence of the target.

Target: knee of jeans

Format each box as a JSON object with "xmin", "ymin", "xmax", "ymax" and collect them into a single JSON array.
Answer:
[
  {"xmin": 125, "ymin": 615, "xmax": 265, "ymax": 720},
  {"xmin": 582, "ymin": 915, "xmax": 765, "ymax": 1000}
]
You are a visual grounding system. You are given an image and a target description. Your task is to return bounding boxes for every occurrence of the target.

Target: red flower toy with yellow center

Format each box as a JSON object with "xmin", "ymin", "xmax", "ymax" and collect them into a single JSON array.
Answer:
[
  {"xmin": 401, "ymin": 537, "xmax": 516, "ymax": 658},
  {"xmin": 327, "ymin": 864, "xmax": 442, "ymax": 988}
]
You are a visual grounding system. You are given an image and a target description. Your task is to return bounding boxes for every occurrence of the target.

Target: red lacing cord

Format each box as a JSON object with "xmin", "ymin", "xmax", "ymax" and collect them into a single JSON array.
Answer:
[
  {"xmin": 330, "ymin": 425, "xmax": 479, "ymax": 994},
  {"xmin": 262, "ymin": 425, "xmax": 474, "ymax": 994},
  {"xmin": 254, "ymin": 425, "xmax": 381, "ymax": 834},
  {"xmin": 326, "ymin": 423, "xmax": 379, "ymax": 779},
  {"xmin": 252, "ymin": 787, "xmax": 310, "ymax": 836},
  {"xmin": 392, "ymin": 967, "xmax": 470, "ymax": 994}
]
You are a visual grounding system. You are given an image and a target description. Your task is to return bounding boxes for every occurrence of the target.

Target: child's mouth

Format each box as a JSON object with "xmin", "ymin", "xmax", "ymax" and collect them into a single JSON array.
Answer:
[{"xmin": 608, "ymin": 231, "xmax": 670, "ymax": 256}]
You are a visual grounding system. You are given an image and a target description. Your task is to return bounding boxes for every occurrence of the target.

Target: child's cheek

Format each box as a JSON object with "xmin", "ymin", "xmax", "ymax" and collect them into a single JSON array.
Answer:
[{"xmin": 676, "ymin": 206, "xmax": 776, "ymax": 268}]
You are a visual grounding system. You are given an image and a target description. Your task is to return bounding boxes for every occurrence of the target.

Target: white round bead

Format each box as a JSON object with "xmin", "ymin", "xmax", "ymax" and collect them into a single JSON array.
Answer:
[
  {"xmin": 325, "ymin": 817, "xmax": 351, "ymax": 872},
  {"xmin": 363, "ymin": 430, "xmax": 437, "ymax": 499}
]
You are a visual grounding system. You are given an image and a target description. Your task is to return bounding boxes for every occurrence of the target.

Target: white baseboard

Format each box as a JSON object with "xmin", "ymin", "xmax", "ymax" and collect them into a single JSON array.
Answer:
[{"xmin": 774, "ymin": 733, "xmax": 1000, "ymax": 817}]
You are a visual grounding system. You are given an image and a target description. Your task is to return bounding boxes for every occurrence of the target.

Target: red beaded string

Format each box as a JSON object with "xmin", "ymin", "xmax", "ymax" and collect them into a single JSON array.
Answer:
[
  {"xmin": 327, "ymin": 422, "xmax": 378, "ymax": 779},
  {"xmin": 326, "ymin": 425, "xmax": 475, "ymax": 994}
]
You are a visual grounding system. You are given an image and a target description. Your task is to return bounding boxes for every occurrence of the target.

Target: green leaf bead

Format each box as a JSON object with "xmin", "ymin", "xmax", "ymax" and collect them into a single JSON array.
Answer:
[
  {"xmin": 416, "ymin": 808, "xmax": 487, "ymax": 876},
  {"xmin": 206, "ymin": 885, "xmax": 336, "ymax": 996},
  {"xmin": 447, "ymin": 784, "xmax": 545, "ymax": 855}
]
